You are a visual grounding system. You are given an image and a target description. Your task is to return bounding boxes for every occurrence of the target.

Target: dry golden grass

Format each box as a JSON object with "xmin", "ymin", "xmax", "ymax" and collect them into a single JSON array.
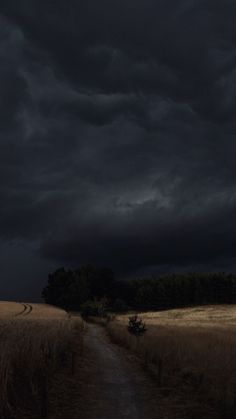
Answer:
[
  {"xmin": 0, "ymin": 301, "xmax": 68, "ymax": 319},
  {"xmin": 0, "ymin": 301, "xmax": 25, "ymax": 317},
  {"xmin": 0, "ymin": 303, "xmax": 84, "ymax": 418},
  {"xmin": 116, "ymin": 304, "xmax": 236, "ymax": 328},
  {"xmin": 28, "ymin": 303, "xmax": 68, "ymax": 319},
  {"xmin": 107, "ymin": 305, "xmax": 236, "ymax": 418}
]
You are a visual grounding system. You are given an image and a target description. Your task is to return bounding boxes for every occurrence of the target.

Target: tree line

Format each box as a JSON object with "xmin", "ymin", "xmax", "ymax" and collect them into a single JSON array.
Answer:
[{"xmin": 42, "ymin": 266, "xmax": 236, "ymax": 312}]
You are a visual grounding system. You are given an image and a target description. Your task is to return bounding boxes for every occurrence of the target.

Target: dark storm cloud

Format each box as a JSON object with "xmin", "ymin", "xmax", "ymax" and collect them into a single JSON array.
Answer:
[{"xmin": 0, "ymin": 0, "xmax": 236, "ymax": 292}]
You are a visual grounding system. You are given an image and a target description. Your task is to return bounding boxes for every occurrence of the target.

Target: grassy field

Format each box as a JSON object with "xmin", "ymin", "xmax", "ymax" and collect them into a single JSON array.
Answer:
[
  {"xmin": 0, "ymin": 302, "xmax": 84, "ymax": 418},
  {"xmin": 0, "ymin": 301, "xmax": 68, "ymax": 318},
  {"xmin": 107, "ymin": 305, "xmax": 236, "ymax": 419},
  {"xmin": 0, "ymin": 301, "xmax": 27, "ymax": 317},
  {"xmin": 129, "ymin": 305, "xmax": 236, "ymax": 327},
  {"xmin": 2, "ymin": 302, "xmax": 236, "ymax": 418}
]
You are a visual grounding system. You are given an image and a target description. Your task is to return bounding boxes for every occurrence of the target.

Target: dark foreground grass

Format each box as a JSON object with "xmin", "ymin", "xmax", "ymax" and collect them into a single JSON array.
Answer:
[
  {"xmin": 0, "ymin": 317, "xmax": 84, "ymax": 418},
  {"xmin": 106, "ymin": 311, "xmax": 236, "ymax": 419}
]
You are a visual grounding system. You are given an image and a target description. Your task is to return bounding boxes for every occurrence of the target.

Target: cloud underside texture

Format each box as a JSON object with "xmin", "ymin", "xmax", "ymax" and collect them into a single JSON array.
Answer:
[{"xmin": 0, "ymin": 0, "xmax": 236, "ymax": 277}]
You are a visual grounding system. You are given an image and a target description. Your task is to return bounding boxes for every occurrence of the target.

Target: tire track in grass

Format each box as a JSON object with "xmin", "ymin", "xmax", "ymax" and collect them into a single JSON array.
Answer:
[
  {"xmin": 23, "ymin": 304, "xmax": 33, "ymax": 315},
  {"xmin": 15, "ymin": 304, "xmax": 28, "ymax": 317},
  {"xmin": 15, "ymin": 303, "xmax": 33, "ymax": 317}
]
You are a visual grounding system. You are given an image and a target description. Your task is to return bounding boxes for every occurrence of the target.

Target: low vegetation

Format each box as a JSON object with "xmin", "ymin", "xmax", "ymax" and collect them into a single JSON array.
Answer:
[
  {"xmin": 0, "ymin": 301, "xmax": 26, "ymax": 317},
  {"xmin": 41, "ymin": 266, "xmax": 236, "ymax": 417},
  {"xmin": 2, "ymin": 267, "xmax": 236, "ymax": 418},
  {"xmin": 106, "ymin": 306, "xmax": 236, "ymax": 419},
  {"xmin": 0, "ymin": 303, "xmax": 84, "ymax": 418},
  {"xmin": 127, "ymin": 315, "xmax": 147, "ymax": 337}
]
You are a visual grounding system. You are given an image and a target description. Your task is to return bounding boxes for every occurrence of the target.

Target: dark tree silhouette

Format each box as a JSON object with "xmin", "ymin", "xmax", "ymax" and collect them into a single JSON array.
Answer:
[
  {"xmin": 42, "ymin": 265, "xmax": 114, "ymax": 310},
  {"xmin": 42, "ymin": 269, "xmax": 236, "ymax": 312}
]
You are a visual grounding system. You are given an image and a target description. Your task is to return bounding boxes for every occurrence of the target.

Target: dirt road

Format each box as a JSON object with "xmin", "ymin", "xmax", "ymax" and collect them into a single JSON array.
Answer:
[{"xmin": 81, "ymin": 323, "xmax": 159, "ymax": 419}]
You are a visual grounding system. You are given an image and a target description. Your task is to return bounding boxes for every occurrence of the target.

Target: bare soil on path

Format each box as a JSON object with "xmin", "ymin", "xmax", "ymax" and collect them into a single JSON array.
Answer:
[{"xmin": 81, "ymin": 323, "xmax": 160, "ymax": 419}]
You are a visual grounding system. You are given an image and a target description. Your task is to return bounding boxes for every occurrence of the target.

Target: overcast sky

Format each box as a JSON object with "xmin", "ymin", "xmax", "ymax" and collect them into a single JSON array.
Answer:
[{"xmin": 0, "ymin": 0, "xmax": 236, "ymax": 299}]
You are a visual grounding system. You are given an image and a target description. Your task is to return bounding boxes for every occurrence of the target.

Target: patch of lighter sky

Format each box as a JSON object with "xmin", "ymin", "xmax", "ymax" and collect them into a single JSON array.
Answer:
[{"xmin": 112, "ymin": 188, "xmax": 172, "ymax": 213}]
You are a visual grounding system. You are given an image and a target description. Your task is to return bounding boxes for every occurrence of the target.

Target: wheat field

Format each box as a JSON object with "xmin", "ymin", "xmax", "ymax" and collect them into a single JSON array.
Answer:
[
  {"xmin": 107, "ymin": 305, "xmax": 236, "ymax": 419},
  {"xmin": 2, "ymin": 302, "xmax": 236, "ymax": 418},
  {"xmin": 0, "ymin": 301, "xmax": 26, "ymax": 317},
  {"xmin": 127, "ymin": 304, "xmax": 236, "ymax": 327},
  {"xmin": 0, "ymin": 302, "xmax": 84, "ymax": 418},
  {"xmin": 0, "ymin": 301, "xmax": 68, "ymax": 319}
]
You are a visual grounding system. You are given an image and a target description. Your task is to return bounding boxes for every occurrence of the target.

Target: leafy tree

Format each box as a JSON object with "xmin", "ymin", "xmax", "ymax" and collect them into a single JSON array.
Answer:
[
  {"xmin": 42, "ymin": 268, "xmax": 72, "ymax": 307},
  {"xmin": 113, "ymin": 298, "xmax": 129, "ymax": 313},
  {"xmin": 43, "ymin": 268, "xmax": 236, "ymax": 313},
  {"xmin": 80, "ymin": 298, "xmax": 109, "ymax": 318},
  {"xmin": 79, "ymin": 265, "xmax": 114, "ymax": 298},
  {"xmin": 42, "ymin": 265, "xmax": 114, "ymax": 310}
]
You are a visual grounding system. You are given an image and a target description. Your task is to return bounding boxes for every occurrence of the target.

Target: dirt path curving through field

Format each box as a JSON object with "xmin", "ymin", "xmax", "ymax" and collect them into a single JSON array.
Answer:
[{"xmin": 81, "ymin": 323, "xmax": 159, "ymax": 419}]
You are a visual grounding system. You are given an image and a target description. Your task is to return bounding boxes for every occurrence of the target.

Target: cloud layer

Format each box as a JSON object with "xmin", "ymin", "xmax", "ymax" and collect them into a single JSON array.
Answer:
[{"xmin": 0, "ymin": 1, "xmax": 236, "ymax": 295}]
